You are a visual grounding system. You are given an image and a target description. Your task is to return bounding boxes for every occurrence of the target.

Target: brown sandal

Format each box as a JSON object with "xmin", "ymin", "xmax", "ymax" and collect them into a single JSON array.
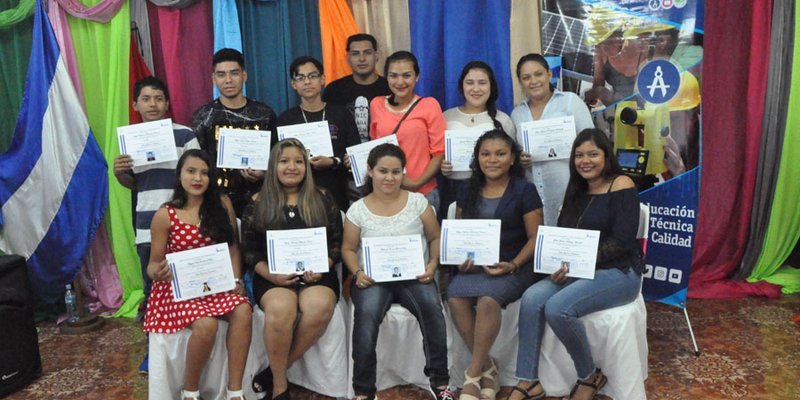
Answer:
[
  {"xmin": 569, "ymin": 369, "xmax": 608, "ymax": 400},
  {"xmin": 510, "ymin": 381, "xmax": 544, "ymax": 400}
]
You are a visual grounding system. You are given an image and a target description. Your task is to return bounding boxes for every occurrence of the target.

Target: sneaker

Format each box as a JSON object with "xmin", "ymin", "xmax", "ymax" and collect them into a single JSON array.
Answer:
[
  {"xmin": 433, "ymin": 386, "xmax": 456, "ymax": 400},
  {"xmin": 138, "ymin": 353, "xmax": 148, "ymax": 374}
]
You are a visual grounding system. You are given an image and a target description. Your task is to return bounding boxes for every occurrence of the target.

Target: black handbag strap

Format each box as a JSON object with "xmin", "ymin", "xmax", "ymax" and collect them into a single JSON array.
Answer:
[{"xmin": 390, "ymin": 97, "xmax": 422, "ymax": 135}]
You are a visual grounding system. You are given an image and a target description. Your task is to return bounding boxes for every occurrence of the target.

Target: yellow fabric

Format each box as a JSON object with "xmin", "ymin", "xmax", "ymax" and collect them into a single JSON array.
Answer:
[
  {"xmin": 319, "ymin": 0, "xmax": 359, "ymax": 82},
  {"xmin": 509, "ymin": 0, "xmax": 542, "ymax": 105},
  {"xmin": 349, "ymin": 0, "xmax": 410, "ymax": 75}
]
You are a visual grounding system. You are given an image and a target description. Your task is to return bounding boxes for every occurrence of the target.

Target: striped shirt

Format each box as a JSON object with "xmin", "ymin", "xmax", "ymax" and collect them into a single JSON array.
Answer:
[{"xmin": 132, "ymin": 123, "xmax": 200, "ymax": 244}]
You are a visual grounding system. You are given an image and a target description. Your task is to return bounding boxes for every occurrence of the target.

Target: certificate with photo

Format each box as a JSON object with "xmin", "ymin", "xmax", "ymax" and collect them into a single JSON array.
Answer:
[
  {"xmin": 362, "ymin": 234, "xmax": 426, "ymax": 282},
  {"xmin": 166, "ymin": 243, "xmax": 236, "ymax": 302},
  {"xmin": 445, "ymin": 129, "xmax": 485, "ymax": 172},
  {"xmin": 277, "ymin": 121, "xmax": 334, "ymax": 157},
  {"xmin": 216, "ymin": 128, "xmax": 271, "ymax": 170},
  {"xmin": 117, "ymin": 118, "xmax": 178, "ymax": 167},
  {"xmin": 519, "ymin": 116, "xmax": 576, "ymax": 161},
  {"xmin": 346, "ymin": 134, "xmax": 399, "ymax": 187},
  {"xmin": 534, "ymin": 225, "xmax": 600, "ymax": 279},
  {"xmin": 266, "ymin": 227, "xmax": 329, "ymax": 274},
  {"xmin": 440, "ymin": 219, "xmax": 501, "ymax": 266}
]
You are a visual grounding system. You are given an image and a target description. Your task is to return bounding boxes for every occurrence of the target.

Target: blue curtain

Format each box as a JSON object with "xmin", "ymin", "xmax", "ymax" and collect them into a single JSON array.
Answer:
[
  {"xmin": 236, "ymin": 0, "xmax": 322, "ymax": 114},
  {"xmin": 213, "ymin": 0, "xmax": 245, "ymax": 98},
  {"xmin": 409, "ymin": 0, "xmax": 514, "ymax": 114}
]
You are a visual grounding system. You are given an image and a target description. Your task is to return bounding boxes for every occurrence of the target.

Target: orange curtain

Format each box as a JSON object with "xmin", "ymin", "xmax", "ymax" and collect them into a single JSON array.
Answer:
[{"xmin": 319, "ymin": 0, "xmax": 359, "ymax": 82}]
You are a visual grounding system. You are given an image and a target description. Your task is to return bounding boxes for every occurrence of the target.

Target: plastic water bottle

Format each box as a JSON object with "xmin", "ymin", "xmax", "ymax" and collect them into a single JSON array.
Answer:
[{"xmin": 64, "ymin": 284, "xmax": 79, "ymax": 323}]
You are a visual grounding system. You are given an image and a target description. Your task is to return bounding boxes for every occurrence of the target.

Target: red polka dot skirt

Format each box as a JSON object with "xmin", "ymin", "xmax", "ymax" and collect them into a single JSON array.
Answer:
[{"xmin": 144, "ymin": 206, "xmax": 249, "ymax": 334}]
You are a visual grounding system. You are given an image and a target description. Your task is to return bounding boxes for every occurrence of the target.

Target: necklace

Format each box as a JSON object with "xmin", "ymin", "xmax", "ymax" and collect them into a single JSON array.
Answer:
[
  {"xmin": 385, "ymin": 96, "xmax": 416, "ymax": 114},
  {"xmin": 460, "ymin": 106, "xmax": 485, "ymax": 124},
  {"xmin": 301, "ymin": 106, "xmax": 326, "ymax": 123},
  {"xmin": 576, "ymin": 196, "xmax": 595, "ymax": 229},
  {"xmin": 287, "ymin": 204, "xmax": 298, "ymax": 218}
]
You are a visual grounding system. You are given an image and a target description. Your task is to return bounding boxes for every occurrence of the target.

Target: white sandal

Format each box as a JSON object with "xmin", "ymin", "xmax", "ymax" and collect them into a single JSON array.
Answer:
[
  {"xmin": 459, "ymin": 370, "xmax": 482, "ymax": 400},
  {"xmin": 226, "ymin": 388, "xmax": 244, "ymax": 400},
  {"xmin": 181, "ymin": 389, "xmax": 200, "ymax": 400}
]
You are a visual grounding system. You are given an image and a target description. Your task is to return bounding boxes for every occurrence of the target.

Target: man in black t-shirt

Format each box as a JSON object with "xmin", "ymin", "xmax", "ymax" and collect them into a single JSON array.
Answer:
[
  {"xmin": 322, "ymin": 33, "xmax": 391, "ymax": 143},
  {"xmin": 191, "ymin": 48, "xmax": 278, "ymax": 217}
]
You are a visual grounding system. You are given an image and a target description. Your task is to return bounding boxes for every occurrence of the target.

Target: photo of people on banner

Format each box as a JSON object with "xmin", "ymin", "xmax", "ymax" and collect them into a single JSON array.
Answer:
[{"xmin": 541, "ymin": 0, "xmax": 703, "ymax": 308}]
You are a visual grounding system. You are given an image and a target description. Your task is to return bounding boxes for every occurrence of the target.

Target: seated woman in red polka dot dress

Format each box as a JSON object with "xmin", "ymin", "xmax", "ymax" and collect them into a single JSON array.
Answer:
[{"xmin": 144, "ymin": 149, "xmax": 253, "ymax": 400}]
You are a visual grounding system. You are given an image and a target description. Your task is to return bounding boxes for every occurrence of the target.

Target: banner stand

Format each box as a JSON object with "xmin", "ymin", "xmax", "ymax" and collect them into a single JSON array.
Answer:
[{"xmin": 681, "ymin": 302, "xmax": 701, "ymax": 356}]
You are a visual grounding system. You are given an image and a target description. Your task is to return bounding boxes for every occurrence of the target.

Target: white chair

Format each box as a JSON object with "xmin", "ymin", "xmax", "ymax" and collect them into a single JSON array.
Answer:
[
  {"xmin": 445, "ymin": 201, "xmax": 523, "ymax": 387},
  {"xmin": 248, "ymin": 299, "xmax": 350, "ymax": 399},
  {"xmin": 149, "ymin": 320, "xmax": 261, "ymax": 400},
  {"xmin": 536, "ymin": 203, "xmax": 650, "ymax": 399},
  {"xmin": 345, "ymin": 301, "xmax": 453, "ymax": 398}
]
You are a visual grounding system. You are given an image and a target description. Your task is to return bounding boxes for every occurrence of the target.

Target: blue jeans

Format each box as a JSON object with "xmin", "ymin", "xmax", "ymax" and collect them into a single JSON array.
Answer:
[
  {"xmin": 424, "ymin": 187, "xmax": 440, "ymax": 217},
  {"xmin": 351, "ymin": 279, "xmax": 449, "ymax": 397},
  {"xmin": 515, "ymin": 267, "xmax": 641, "ymax": 380}
]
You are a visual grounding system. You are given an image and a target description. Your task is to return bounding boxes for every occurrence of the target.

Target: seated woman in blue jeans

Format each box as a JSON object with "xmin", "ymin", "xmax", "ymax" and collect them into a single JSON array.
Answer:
[
  {"xmin": 509, "ymin": 129, "xmax": 643, "ymax": 400},
  {"xmin": 341, "ymin": 144, "xmax": 454, "ymax": 400}
]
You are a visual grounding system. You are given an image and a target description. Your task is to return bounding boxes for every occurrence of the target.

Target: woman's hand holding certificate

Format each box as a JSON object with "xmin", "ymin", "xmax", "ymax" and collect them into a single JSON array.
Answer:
[
  {"xmin": 266, "ymin": 227, "xmax": 329, "ymax": 274},
  {"xmin": 165, "ymin": 243, "xmax": 236, "ymax": 301},
  {"xmin": 533, "ymin": 226, "xmax": 600, "ymax": 279},
  {"xmin": 362, "ymin": 235, "xmax": 426, "ymax": 282},
  {"xmin": 440, "ymin": 219, "xmax": 501, "ymax": 267},
  {"xmin": 444, "ymin": 129, "xmax": 486, "ymax": 172}
]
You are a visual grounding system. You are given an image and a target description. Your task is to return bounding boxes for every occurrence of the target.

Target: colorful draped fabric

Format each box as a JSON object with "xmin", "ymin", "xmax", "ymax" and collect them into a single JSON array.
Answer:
[
  {"xmin": 67, "ymin": 0, "xmax": 140, "ymax": 316},
  {"xmin": 689, "ymin": 0, "xmax": 782, "ymax": 298},
  {"xmin": 0, "ymin": 0, "xmax": 34, "ymax": 153},
  {"xmin": 212, "ymin": 0, "xmax": 244, "ymax": 99},
  {"xmin": 747, "ymin": 2, "xmax": 800, "ymax": 294},
  {"xmin": 319, "ymin": 0, "xmax": 359, "ymax": 82}
]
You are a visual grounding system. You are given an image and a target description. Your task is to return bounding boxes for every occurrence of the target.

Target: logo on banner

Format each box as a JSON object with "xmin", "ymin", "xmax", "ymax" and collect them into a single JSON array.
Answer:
[{"xmin": 637, "ymin": 60, "xmax": 681, "ymax": 104}]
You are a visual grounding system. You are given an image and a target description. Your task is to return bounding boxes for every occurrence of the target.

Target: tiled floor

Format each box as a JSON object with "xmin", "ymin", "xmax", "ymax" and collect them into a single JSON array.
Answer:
[{"xmin": 6, "ymin": 295, "xmax": 800, "ymax": 399}]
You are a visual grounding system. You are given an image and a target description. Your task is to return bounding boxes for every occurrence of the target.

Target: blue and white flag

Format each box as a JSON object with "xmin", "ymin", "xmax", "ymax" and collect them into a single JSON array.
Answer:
[{"xmin": 0, "ymin": 0, "xmax": 108, "ymax": 302}]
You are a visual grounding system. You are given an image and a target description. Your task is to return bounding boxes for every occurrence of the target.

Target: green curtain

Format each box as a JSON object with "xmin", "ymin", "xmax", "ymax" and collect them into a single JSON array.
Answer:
[
  {"xmin": 67, "ymin": 1, "xmax": 140, "ymax": 317},
  {"xmin": 0, "ymin": 0, "xmax": 34, "ymax": 153},
  {"xmin": 748, "ymin": 3, "xmax": 800, "ymax": 294}
]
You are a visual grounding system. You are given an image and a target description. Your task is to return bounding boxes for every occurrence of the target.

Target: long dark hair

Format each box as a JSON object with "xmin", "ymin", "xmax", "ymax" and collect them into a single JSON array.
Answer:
[
  {"xmin": 559, "ymin": 129, "xmax": 623, "ymax": 221},
  {"xmin": 384, "ymin": 51, "xmax": 420, "ymax": 106},
  {"xmin": 461, "ymin": 130, "xmax": 524, "ymax": 218},
  {"xmin": 253, "ymin": 139, "xmax": 327, "ymax": 231},
  {"xmin": 168, "ymin": 149, "xmax": 234, "ymax": 244},
  {"xmin": 362, "ymin": 143, "xmax": 407, "ymax": 196},
  {"xmin": 458, "ymin": 61, "xmax": 502, "ymax": 131}
]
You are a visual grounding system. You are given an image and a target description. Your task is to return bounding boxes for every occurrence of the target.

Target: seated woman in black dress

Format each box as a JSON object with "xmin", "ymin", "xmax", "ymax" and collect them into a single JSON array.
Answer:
[
  {"xmin": 509, "ymin": 128, "xmax": 643, "ymax": 400},
  {"xmin": 241, "ymin": 138, "xmax": 343, "ymax": 400},
  {"xmin": 447, "ymin": 129, "xmax": 544, "ymax": 400}
]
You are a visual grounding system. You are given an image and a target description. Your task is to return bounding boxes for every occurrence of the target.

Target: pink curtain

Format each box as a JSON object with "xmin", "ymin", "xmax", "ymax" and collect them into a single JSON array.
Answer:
[
  {"xmin": 147, "ymin": 0, "xmax": 213, "ymax": 125},
  {"xmin": 53, "ymin": 0, "xmax": 124, "ymax": 22},
  {"xmin": 688, "ymin": 0, "xmax": 781, "ymax": 299}
]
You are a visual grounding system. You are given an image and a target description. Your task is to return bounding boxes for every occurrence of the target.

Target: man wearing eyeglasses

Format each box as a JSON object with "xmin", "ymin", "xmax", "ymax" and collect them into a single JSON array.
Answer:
[
  {"xmin": 191, "ymin": 48, "xmax": 278, "ymax": 217},
  {"xmin": 276, "ymin": 56, "xmax": 360, "ymax": 212},
  {"xmin": 322, "ymin": 33, "xmax": 391, "ymax": 144}
]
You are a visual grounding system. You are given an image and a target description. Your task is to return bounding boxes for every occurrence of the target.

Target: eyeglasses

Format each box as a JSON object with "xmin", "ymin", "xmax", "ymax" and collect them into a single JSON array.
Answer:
[{"xmin": 292, "ymin": 73, "xmax": 322, "ymax": 83}]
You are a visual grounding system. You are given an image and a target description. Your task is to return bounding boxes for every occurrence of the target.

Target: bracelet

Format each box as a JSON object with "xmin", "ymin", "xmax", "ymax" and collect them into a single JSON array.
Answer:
[
  {"xmin": 234, "ymin": 278, "xmax": 242, "ymax": 285},
  {"xmin": 354, "ymin": 268, "xmax": 363, "ymax": 276},
  {"xmin": 508, "ymin": 261, "xmax": 519, "ymax": 273}
]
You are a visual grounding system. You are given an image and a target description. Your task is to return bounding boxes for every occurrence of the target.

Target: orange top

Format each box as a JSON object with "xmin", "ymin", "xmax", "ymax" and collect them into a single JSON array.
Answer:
[{"xmin": 369, "ymin": 96, "xmax": 445, "ymax": 195}]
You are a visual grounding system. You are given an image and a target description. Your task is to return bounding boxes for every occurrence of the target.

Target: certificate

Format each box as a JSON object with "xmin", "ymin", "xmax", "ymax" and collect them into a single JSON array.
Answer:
[
  {"xmin": 362, "ymin": 234, "xmax": 426, "ymax": 282},
  {"xmin": 519, "ymin": 116, "xmax": 576, "ymax": 161},
  {"xmin": 277, "ymin": 121, "xmax": 334, "ymax": 157},
  {"xmin": 440, "ymin": 219, "xmax": 501, "ymax": 266},
  {"xmin": 216, "ymin": 128, "xmax": 271, "ymax": 170},
  {"xmin": 166, "ymin": 243, "xmax": 235, "ymax": 302},
  {"xmin": 346, "ymin": 135, "xmax": 399, "ymax": 187},
  {"xmin": 533, "ymin": 226, "xmax": 600, "ymax": 279},
  {"xmin": 445, "ymin": 129, "xmax": 485, "ymax": 172},
  {"xmin": 266, "ymin": 227, "xmax": 329, "ymax": 274},
  {"xmin": 117, "ymin": 118, "xmax": 178, "ymax": 167}
]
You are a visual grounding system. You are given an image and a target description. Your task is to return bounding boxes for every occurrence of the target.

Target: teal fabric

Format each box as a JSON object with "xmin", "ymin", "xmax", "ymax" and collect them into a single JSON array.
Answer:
[
  {"xmin": 0, "ymin": 0, "xmax": 34, "ymax": 153},
  {"xmin": 236, "ymin": 0, "xmax": 322, "ymax": 113}
]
